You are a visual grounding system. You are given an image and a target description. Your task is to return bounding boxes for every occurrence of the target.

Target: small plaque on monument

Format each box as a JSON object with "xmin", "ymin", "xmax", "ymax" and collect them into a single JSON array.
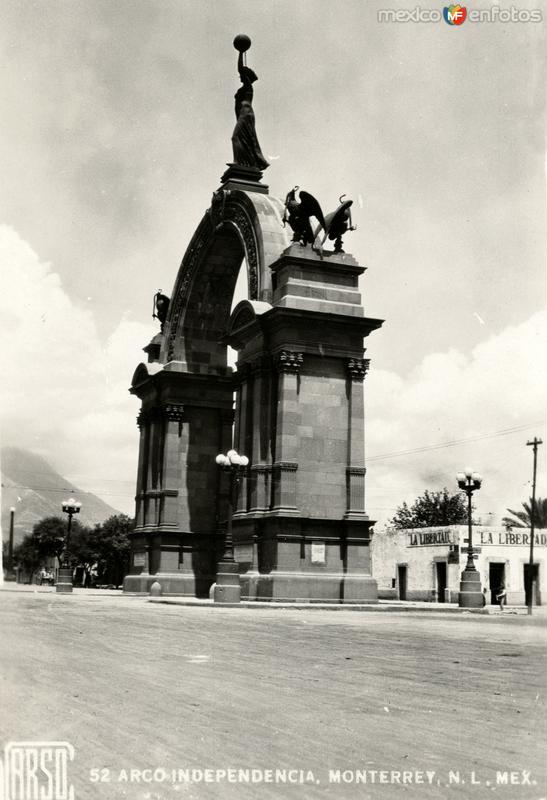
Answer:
[
  {"xmin": 134, "ymin": 552, "xmax": 146, "ymax": 567},
  {"xmin": 311, "ymin": 542, "xmax": 326, "ymax": 565}
]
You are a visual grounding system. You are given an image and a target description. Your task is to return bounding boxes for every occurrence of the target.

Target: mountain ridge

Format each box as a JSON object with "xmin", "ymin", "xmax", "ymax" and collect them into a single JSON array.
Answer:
[{"xmin": 1, "ymin": 447, "xmax": 124, "ymax": 545}]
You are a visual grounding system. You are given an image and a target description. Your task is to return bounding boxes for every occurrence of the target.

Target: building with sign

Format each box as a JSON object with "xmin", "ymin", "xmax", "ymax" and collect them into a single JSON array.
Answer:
[{"xmin": 372, "ymin": 526, "xmax": 545, "ymax": 606}]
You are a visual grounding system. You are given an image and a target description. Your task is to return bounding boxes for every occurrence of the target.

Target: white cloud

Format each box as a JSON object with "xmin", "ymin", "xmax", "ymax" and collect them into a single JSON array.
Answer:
[
  {"xmin": 1, "ymin": 224, "xmax": 545, "ymax": 527},
  {"xmin": 366, "ymin": 309, "xmax": 547, "ymax": 528},
  {"xmin": 0, "ymin": 225, "xmax": 151, "ymax": 513}
]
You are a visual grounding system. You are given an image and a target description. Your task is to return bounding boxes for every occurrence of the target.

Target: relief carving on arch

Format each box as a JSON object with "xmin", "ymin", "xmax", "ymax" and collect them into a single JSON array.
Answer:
[{"xmin": 166, "ymin": 197, "xmax": 259, "ymax": 362}]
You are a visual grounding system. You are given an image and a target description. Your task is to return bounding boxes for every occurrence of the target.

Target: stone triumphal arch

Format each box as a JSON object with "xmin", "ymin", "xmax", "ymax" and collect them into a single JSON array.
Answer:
[{"xmin": 123, "ymin": 38, "xmax": 384, "ymax": 602}]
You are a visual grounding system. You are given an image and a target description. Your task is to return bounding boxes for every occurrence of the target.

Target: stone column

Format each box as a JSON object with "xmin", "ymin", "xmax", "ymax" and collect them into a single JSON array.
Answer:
[
  {"xmin": 345, "ymin": 357, "xmax": 370, "ymax": 518},
  {"xmin": 271, "ymin": 351, "xmax": 303, "ymax": 513},
  {"xmin": 141, "ymin": 411, "xmax": 155, "ymax": 527},
  {"xmin": 249, "ymin": 358, "xmax": 271, "ymax": 514},
  {"xmin": 234, "ymin": 371, "xmax": 250, "ymax": 515},
  {"xmin": 145, "ymin": 409, "xmax": 161, "ymax": 527},
  {"xmin": 135, "ymin": 410, "xmax": 148, "ymax": 528},
  {"xmin": 159, "ymin": 404, "xmax": 184, "ymax": 527},
  {"xmin": 217, "ymin": 408, "xmax": 235, "ymax": 525}
]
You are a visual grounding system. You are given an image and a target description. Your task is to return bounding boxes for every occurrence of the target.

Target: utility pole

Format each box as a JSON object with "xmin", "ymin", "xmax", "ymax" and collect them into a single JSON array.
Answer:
[{"xmin": 526, "ymin": 437, "xmax": 543, "ymax": 615}]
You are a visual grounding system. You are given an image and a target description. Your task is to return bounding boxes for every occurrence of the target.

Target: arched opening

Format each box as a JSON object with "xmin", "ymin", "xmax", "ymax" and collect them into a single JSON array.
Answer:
[
  {"xmin": 177, "ymin": 227, "xmax": 246, "ymax": 373},
  {"xmin": 228, "ymin": 257, "xmax": 250, "ymax": 369}
]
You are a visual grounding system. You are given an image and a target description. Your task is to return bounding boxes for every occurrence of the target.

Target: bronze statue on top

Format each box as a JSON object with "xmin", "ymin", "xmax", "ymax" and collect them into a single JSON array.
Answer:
[
  {"xmin": 283, "ymin": 187, "xmax": 325, "ymax": 247},
  {"xmin": 231, "ymin": 35, "xmax": 269, "ymax": 171},
  {"xmin": 153, "ymin": 291, "xmax": 170, "ymax": 332},
  {"xmin": 283, "ymin": 189, "xmax": 357, "ymax": 254},
  {"xmin": 320, "ymin": 195, "xmax": 356, "ymax": 253}
]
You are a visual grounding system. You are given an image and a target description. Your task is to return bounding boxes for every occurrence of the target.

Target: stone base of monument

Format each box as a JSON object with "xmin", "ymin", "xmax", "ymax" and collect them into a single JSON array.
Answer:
[
  {"xmin": 235, "ymin": 517, "xmax": 378, "ymax": 604},
  {"xmin": 56, "ymin": 567, "xmax": 73, "ymax": 593},
  {"xmin": 123, "ymin": 572, "xmax": 214, "ymax": 598},
  {"xmin": 458, "ymin": 567, "xmax": 483, "ymax": 608},
  {"xmin": 240, "ymin": 572, "xmax": 378, "ymax": 604}
]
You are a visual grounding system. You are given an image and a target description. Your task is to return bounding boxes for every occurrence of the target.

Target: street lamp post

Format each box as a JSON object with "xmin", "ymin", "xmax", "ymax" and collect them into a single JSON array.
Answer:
[
  {"xmin": 57, "ymin": 498, "xmax": 82, "ymax": 594},
  {"xmin": 456, "ymin": 470, "xmax": 483, "ymax": 608},
  {"xmin": 6, "ymin": 507, "xmax": 16, "ymax": 581},
  {"xmin": 214, "ymin": 449, "xmax": 249, "ymax": 604},
  {"xmin": 526, "ymin": 437, "xmax": 542, "ymax": 615}
]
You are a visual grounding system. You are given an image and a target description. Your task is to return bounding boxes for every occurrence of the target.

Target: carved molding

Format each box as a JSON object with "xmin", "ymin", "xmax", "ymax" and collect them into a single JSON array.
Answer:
[
  {"xmin": 166, "ymin": 198, "xmax": 260, "ymax": 362},
  {"xmin": 224, "ymin": 204, "xmax": 259, "ymax": 300},
  {"xmin": 273, "ymin": 461, "xmax": 299, "ymax": 471},
  {"xmin": 166, "ymin": 217, "xmax": 210, "ymax": 362},
  {"xmin": 277, "ymin": 351, "xmax": 304, "ymax": 373},
  {"xmin": 136, "ymin": 408, "xmax": 160, "ymax": 427},
  {"xmin": 250, "ymin": 463, "xmax": 271, "ymax": 473},
  {"xmin": 162, "ymin": 403, "xmax": 185, "ymax": 423},
  {"xmin": 347, "ymin": 358, "xmax": 370, "ymax": 382}
]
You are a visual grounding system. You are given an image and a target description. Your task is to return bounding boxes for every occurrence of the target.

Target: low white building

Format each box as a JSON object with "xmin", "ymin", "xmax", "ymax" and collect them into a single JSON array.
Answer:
[{"xmin": 372, "ymin": 525, "xmax": 545, "ymax": 606}]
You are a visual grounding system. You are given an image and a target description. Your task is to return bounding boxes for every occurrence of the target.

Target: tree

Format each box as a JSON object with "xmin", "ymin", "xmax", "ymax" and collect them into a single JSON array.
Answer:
[
  {"xmin": 92, "ymin": 514, "xmax": 133, "ymax": 588},
  {"xmin": 502, "ymin": 497, "xmax": 547, "ymax": 529},
  {"xmin": 390, "ymin": 488, "xmax": 469, "ymax": 529},
  {"xmin": 67, "ymin": 524, "xmax": 97, "ymax": 586},
  {"xmin": 12, "ymin": 534, "xmax": 42, "ymax": 582},
  {"xmin": 32, "ymin": 516, "xmax": 88, "ymax": 568},
  {"xmin": 32, "ymin": 517, "xmax": 66, "ymax": 566}
]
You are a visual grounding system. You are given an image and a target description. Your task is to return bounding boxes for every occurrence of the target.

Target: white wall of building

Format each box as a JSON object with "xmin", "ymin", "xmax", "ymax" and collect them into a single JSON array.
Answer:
[{"xmin": 372, "ymin": 526, "xmax": 546, "ymax": 605}]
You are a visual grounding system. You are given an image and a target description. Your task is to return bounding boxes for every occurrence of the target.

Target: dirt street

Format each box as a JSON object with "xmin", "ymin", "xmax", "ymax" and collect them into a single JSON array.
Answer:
[{"xmin": 0, "ymin": 591, "xmax": 545, "ymax": 800}]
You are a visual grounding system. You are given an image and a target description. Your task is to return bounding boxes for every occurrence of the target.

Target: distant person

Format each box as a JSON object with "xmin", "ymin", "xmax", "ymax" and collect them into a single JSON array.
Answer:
[
  {"xmin": 496, "ymin": 583, "xmax": 507, "ymax": 611},
  {"xmin": 481, "ymin": 587, "xmax": 487, "ymax": 608}
]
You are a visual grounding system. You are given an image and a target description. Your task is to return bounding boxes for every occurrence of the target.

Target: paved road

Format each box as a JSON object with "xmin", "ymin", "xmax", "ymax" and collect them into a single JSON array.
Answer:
[{"xmin": 0, "ymin": 592, "xmax": 545, "ymax": 800}]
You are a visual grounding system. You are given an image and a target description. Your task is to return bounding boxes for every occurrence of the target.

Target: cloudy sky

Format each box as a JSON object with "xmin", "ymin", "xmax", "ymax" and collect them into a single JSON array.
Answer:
[{"xmin": 1, "ymin": 0, "xmax": 546, "ymax": 527}]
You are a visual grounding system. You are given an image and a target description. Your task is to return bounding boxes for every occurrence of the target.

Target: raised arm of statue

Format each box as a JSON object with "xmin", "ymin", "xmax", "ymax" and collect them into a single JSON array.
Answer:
[{"xmin": 237, "ymin": 51, "xmax": 245, "ymax": 80}]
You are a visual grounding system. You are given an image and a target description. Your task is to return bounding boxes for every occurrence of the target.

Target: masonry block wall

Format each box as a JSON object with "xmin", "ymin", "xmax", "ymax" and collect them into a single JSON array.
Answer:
[{"xmin": 297, "ymin": 358, "xmax": 347, "ymax": 519}]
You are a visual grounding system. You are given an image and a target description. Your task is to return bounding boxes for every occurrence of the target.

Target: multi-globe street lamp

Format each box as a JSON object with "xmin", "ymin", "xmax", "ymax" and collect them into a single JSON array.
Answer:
[
  {"xmin": 456, "ymin": 470, "xmax": 483, "ymax": 608},
  {"xmin": 56, "ymin": 498, "xmax": 82, "ymax": 594},
  {"xmin": 214, "ymin": 449, "xmax": 249, "ymax": 604}
]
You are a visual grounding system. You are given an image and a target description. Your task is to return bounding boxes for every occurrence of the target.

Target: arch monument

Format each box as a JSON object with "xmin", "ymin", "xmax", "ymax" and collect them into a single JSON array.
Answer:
[{"xmin": 123, "ymin": 38, "xmax": 384, "ymax": 602}]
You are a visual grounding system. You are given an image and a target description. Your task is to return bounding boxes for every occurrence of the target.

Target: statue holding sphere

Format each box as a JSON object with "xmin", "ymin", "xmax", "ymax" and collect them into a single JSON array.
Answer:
[{"xmin": 231, "ymin": 35, "xmax": 269, "ymax": 171}]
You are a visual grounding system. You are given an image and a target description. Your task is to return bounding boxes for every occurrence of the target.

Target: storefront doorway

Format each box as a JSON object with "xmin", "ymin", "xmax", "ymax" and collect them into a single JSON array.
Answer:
[
  {"xmin": 435, "ymin": 562, "xmax": 447, "ymax": 603},
  {"xmin": 524, "ymin": 564, "xmax": 540, "ymax": 606},
  {"xmin": 397, "ymin": 565, "xmax": 407, "ymax": 601},
  {"xmin": 489, "ymin": 562, "xmax": 505, "ymax": 605}
]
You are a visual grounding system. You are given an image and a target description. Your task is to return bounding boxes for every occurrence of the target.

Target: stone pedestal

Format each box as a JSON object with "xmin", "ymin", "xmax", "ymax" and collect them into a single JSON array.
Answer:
[
  {"xmin": 213, "ymin": 562, "xmax": 241, "ymax": 604},
  {"xmin": 56, "ymin": 567, "xmax": 73, "ymax": 593},
  {"xmin": 458, "ymin": 566, "xmax": 483, "ymax": 608}
]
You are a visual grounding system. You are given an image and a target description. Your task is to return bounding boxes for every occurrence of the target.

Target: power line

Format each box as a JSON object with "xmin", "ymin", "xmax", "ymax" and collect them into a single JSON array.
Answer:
[
  {"xmin": 367, "ymin": 420, "xmax": 547, "ymax": 463},
  {"xmin": 2, "ymin": 468, "xmax": 135, "ymax": 485},
  {"xmin": 1, "ymin": 483, "xmax": 133, "ymax": 499},
  {"xmin": 3, "ymin": 419, "xmax": 545, "ymax": 500}
]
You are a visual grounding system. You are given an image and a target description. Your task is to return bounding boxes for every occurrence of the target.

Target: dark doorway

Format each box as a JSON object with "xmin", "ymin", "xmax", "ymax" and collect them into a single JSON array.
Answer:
[
  {"xmin": 524, "ymin": 564, "xmax": 540, "ymax": 606},
  {"xmin": 397, "ymin": 565, "xmax": 407, "ymax": 601},
  {"xmin": 436, "ymin": 562, "xmax": 447, "ymax": 603},
  {"xmin": 489, "ymin": 562, "xmax": 505, "ymax": 605}
]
